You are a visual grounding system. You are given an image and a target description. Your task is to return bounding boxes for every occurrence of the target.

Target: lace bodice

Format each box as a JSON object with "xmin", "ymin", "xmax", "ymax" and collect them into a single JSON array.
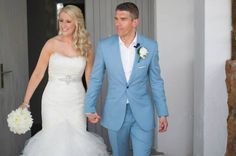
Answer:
[{"xmin": 48, "ymin": 53, "xmax": 86, "ymax": 83}]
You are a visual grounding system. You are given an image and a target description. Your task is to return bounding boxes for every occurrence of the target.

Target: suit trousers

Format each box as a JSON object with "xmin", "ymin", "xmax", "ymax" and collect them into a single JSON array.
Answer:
[{"xmin": 108, "ymin": 104, "xmax": 153, "ymax": 156}]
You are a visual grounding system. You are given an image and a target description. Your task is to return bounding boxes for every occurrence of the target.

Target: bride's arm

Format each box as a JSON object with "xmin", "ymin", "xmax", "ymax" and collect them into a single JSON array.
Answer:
[
  {"xmin": 20, "ymin": 39, "xmax": 53, "ymax": 108},
  {"xmin": 84, "ymin": 48, "xmax": 100, "ymax": 123},
  {"xmin": 85, "ymin": 48, "xmax": 94, "ymax": 87}
]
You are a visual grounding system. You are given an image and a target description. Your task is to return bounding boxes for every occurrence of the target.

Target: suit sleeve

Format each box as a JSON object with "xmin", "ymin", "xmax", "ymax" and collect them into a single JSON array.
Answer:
[
  {"xmin": 84, "ymin": 42, "xmax": 105, "ymax": 113},
  {"xmin": 149, "ymin": 42, "xmax": 169, "ymax": 117}
]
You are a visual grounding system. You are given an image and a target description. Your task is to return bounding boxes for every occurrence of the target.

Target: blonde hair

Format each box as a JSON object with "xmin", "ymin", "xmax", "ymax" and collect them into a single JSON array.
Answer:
[{"xmin": 59, "ymin": 5, "xmax": 92, "ymax": 56}]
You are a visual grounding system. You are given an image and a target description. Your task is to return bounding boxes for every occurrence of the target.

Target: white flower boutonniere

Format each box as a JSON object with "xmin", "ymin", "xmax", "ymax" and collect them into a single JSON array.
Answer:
[{"xmin": 134, "ymin": 43, "xmax": 149, "ymax": 63}]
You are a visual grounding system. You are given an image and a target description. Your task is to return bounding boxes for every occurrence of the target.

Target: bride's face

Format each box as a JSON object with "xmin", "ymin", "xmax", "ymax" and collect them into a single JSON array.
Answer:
[{"xmin": 58, "ymin": 12, "xmax": 76, "ymax": 36}]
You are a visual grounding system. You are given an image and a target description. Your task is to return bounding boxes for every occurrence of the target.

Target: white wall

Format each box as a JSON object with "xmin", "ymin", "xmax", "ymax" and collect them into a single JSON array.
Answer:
[
  {"xmin": 155, "ymin": 0, "xmax": 194, "ymax": 155},
  {"xmin": 194, "ymin": 0, "xmax": 230, "ymax": 155},
  {"xmin": 155, "ymin": 0, "xmax": 230, "ymax": 156},
  {"xmin": 203, "ymin": 0, "xmax": 230, "ymax": 155}
]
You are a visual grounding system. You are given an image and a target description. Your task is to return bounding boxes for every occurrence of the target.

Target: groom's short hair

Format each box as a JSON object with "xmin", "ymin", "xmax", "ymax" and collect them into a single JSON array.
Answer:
[{"xmin": 116, "ymin": 2, "xmax": 139, "ymax": 19}]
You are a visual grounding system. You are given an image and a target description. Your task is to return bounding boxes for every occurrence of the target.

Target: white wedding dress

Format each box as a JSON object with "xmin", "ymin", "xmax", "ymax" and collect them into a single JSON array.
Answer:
[{"xmin": 21, "ymin": 53, "xmax": 109, "ymax": 156}]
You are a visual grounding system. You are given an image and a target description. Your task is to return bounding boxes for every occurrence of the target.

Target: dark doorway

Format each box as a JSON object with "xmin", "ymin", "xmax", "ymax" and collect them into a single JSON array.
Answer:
[{"xmin": 27, "ymin": 0, "xmax": 85, "ymax": 136}]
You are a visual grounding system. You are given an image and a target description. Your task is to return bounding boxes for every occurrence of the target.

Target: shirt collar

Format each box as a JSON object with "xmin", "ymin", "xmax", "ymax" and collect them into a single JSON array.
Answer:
[{"xmin": 119, "ymin": 33, "xmax": 138, "ymax": 48}]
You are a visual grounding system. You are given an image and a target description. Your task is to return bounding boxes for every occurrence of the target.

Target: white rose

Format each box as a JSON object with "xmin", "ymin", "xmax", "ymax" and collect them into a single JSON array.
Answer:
[{"xmin": 139, "ymin": 47, "xmax": 148, "ymax": 59}]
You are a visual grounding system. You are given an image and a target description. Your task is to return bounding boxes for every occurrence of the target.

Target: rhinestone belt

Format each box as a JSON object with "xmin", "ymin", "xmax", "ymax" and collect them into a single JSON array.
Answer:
[{"xmin": 49, "ymin": 75, "xmax": 80, "ymax": 85}]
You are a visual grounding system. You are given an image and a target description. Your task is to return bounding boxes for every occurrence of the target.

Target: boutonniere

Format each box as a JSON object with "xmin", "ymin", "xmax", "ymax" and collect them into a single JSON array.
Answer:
[{"xmin": 134, "ymin": 43, "xmax": 149, "ymax": 63}]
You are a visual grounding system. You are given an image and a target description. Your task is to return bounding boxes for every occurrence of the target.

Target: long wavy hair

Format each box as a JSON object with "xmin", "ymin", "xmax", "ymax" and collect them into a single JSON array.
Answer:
[{"xmin": 59, "ymin": 5, "xmax": 92, "ymax": 56}]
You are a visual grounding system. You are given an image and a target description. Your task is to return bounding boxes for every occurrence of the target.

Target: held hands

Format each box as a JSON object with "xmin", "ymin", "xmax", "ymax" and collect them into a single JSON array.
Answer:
[
  {"xmin": 159, "ymin": 116, "xmax": 168, "ymax": 133},
  {"xmin": 86, "ymin": 113, "xmax": 101, "ymax": 123}
]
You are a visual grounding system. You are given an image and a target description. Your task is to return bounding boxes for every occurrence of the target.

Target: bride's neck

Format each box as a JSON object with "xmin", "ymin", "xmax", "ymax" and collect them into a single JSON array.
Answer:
[{"xmin": 60, "ymin": 35, "xmax": 73, "ymax": 44}]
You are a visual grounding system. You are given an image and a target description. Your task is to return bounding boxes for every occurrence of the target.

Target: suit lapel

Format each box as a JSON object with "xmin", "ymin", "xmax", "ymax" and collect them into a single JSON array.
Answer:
[
  {"xmin": 128, "ymin": 34, "xmax": 142, "ymax": 84},
  {"xmin": 112, "ymin": 36, "xmax": 127, "ymax": 82}
]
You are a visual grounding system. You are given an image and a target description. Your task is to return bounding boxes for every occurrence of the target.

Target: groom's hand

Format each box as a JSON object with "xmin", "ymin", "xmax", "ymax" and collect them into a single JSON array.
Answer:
[
  {"xmin": 86, "ymin": 113, "xmax": 101, "ymax": 123},
  {"xmin": 159, "ymin": 116, "xmax": 168, "ymax": 133}
]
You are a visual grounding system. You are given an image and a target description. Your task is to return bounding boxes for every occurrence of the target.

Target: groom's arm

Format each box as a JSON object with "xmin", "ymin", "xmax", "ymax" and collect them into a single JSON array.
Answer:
[
  {"xmin": 149, "ymin": 41, "xmax": 169, "ymax": 117},
  {"xmin": 149, "ymin": 41, "xmax": 169, "ymax": 132},
  {"xmin": 85, "ymin": 41, "xmax": 105, "ymax": 113}
]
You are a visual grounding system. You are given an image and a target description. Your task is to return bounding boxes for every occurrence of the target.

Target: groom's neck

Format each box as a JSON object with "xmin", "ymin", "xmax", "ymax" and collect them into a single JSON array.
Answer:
[{"xmin": 119, "ymin": 31, "xmax": 136, "ymax": 47}]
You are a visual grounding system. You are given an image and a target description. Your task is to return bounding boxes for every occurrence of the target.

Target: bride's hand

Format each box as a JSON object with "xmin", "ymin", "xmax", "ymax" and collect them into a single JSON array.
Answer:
[
  {"xmin": 86, "ymin": 113, "xmax": 101, "ymax": 123},
  {"xmin": 19, "ymin": 101, "xmax": 30, "ymax": 109}
]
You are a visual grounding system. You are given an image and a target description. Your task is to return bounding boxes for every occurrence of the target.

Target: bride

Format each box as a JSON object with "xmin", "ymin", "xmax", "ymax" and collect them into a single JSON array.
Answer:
[{"xmin": 19, "ymin": 5, "xmax": 109, "ymax": 156}]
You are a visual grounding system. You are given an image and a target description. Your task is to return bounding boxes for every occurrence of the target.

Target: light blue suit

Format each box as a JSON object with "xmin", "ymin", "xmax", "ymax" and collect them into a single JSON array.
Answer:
[{"xmin": 85, "ymin": 33, "xmax": 168, "ymax": 156}]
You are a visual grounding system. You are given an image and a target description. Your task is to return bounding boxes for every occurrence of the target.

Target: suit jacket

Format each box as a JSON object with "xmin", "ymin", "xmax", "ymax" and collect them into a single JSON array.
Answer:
[{"xmin": 85, "ymin": 33, "xmax": 169, "ymax": 131}]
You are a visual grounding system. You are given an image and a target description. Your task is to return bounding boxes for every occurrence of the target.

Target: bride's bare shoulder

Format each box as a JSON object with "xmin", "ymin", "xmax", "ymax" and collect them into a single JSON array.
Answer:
[
  {"xmin": 46, "ymin": 36, "xmax": 61, "ymax": 45},
  {"xmin": 43, "ymin": 36, "xmax": 62, "ymax": 51}
]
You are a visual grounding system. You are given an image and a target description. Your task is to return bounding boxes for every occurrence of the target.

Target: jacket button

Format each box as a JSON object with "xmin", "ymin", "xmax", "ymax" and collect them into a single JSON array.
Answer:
[{"xmin": 126, "ymin": 86, "xmax": 129, "ymax": 89}]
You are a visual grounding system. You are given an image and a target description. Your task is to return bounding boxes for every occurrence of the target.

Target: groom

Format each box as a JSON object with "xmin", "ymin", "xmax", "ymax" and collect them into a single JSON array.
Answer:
[{"xmin": 85, "ymin": 2, "xmax": 169, "ymax": 156}]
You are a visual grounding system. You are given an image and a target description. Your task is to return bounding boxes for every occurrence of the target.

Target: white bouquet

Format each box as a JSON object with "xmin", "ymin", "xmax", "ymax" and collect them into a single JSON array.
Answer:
[{"xmin": 7, "ymin": 108, "xmax": 33, "ymax": 135}]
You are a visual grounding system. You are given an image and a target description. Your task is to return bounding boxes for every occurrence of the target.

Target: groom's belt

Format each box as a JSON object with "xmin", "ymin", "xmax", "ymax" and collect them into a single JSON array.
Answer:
[{"xmin": 49, "ymin": 74, "xmax": 81, "ymax": 84}]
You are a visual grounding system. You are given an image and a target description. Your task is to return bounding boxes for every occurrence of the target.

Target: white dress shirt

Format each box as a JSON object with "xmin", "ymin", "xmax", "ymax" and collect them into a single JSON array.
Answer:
[
  {"xmin": 119, "ymin": 34, "xmax": 137, "ymax": 82},
  {"xmin": 119, "ymin": 34, "xmax": 137, "ymax": 104}
]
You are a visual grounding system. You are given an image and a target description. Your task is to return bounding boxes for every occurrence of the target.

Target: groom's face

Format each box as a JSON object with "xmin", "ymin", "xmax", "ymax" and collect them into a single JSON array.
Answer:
[{"xmin": 114, "ymin": 10, "xmax": 138, "ymax": 38}]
